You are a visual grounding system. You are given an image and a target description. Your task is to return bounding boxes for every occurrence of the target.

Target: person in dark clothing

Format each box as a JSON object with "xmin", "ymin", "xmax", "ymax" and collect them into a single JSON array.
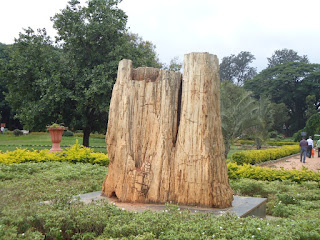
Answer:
[
  {"xmin": 299, "ymin": 137, "xmax": 308, "ymax": 163},
  {"xmin": 317, "ymin": 138, "xmax": 320, "ymax": 158}
]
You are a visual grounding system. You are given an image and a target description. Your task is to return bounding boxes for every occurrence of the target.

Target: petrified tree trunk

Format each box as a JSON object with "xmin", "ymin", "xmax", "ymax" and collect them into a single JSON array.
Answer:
[{"xmin": 102, "ymin": 52, "xmax": 233, "ymax": 208}]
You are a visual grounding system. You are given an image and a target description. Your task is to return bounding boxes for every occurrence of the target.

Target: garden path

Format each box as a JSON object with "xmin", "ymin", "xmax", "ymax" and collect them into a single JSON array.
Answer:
[{"xmin": 262, "ymin": 151, "xmax": 320, "ymax": 172}]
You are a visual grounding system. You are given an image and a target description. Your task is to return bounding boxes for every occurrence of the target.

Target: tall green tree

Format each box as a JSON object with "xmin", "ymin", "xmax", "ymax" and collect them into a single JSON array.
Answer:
[
  {"xmin": 51, "ymin": 0, "xmax": 128, "ymax": 147},
  {"xmin": 51, "ymin": 0, "xmax": 162, "ymax": 146},
  {"xmin": 3, "ymin": 0, "xmax": 162, "ymax": 146},
  {"xmin": 293, "ymin": 113, "xmax": 320, "ymax": 141},
  {"xmin": 305, "ymin": 95, "xmax": 317, "ymax": 119},
  {"xmin": 0, "ymin": 43, "xmax": 23, "ymax": 130},
  {"xmin": 0, "ymin": 43, "xmax": 10, "ymax": 124},
  {"xmin": 244, "ymin": 62, "xmax": 320, "ymax": 135},
  {"xmin": 270, "ymin": 102, "xmax": 289, "ymax": 134},
  {"xmin": 122, "ymin": 33, "xmax": 163, "ymax": 69},
  {"xmin": 4, "ymin": 29, "xmax": 71, "ymax": 131},
  {"xmin": 163, "ymin": 56, "xmax": 183, "ymax": 72},
  {"xmin": 267, "ymin": 49, "xmax": 309, "ymax": 68},
  {"xmin": 220, "ymin": 82, "xmax": 258, "ymax": 157},
  {"xmin": 219, "ymin": 51, "xmax": 257, "ymax": 86}
]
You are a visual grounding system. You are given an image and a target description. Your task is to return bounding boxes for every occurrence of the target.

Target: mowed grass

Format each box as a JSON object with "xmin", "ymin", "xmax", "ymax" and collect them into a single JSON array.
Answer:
[
  {"xmin": 0, "ymin": 133, "xmax": 107, "ymax": 153},
  {"xmin": 227, "ymin": 144, "xmax": 250, "ymax": 159},
  {"xmin": 1, "ymin": 133, "xmax": 247, "ymax": 156}
]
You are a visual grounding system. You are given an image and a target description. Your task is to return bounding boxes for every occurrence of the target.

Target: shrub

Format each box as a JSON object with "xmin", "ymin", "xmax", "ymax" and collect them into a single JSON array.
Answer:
[
  {"xmin": 238, "ymin": 140, "xmax": 297, "ymax": 146},
  {"xmin": 266, "ymin": 141, "xmax": 298, "ymax": 146},
  {"xmin": 13, "ymin": 129, "xmax": 23, "ymax": 136},
  {"xmin": 231, "ymin": 145, "xmax": 300, "ymax": 165},
  {"xmin": 62, "ymin": 130, "xmax": 74, "ymax": 137},
  {"xmin": 74, "ymin": 132, "xmax": 105, "ymax": 138},
  {"xmin": 227, "ymin": 162, "xmax": 320, "ymax": 183},
  {"xmin": 0, "ymin": 141, "xmax": 109, "ymax": 166}
]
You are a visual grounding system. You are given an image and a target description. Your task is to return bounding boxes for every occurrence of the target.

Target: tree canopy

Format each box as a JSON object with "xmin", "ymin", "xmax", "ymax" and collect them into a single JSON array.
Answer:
[
  {"xmin": 3, "ymin": 0, "xmax": 163, "ymax": 146},
  {"xmin": 219, "ymin": 51, "xmax": 257, "ymax": 85},
  {"xmin": 3, "ymin": 29, "xmax": 70, "ymax": 131},
  {"xmin": 244, "ymin": 62, "xmax": 320, "ymax": 134},
  {"xmin": 267, "ymin": 49, "xmax": 309, "ymax": 68}
]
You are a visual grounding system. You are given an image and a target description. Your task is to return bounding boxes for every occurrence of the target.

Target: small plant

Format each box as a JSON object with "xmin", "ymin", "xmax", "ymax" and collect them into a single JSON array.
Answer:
[
  {"xmin": 62, "ymin": 130, "xmax": 74, "ymax": 137},
  {"xmin": 46, "ymin": 123, "xmax": 65, "ymax": 129},
  {"xmin": 13, "ymin": 129, "xmax": 23, "ymax": 136}
]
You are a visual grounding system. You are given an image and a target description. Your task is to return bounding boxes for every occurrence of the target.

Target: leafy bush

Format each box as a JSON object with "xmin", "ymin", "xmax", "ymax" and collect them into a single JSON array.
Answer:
[
  {"xmin": 266, "ymin": 141, "xmax": 298, "ymax": 146},
  {"xmin": 269, "ymin": 131, "xmax": 285, "ymax": 140},
  {"xmin": 231, "ymin": 145, "xmax": 300, "ymax": 165},
  {"xmin": 293, "ymin": 113, "xmax": 320, "ymax": 141},
  {"xmin": 13, "ymin": 129, "xmax": 23, "ymax": 136},
  {"xmin": 0, "ymin": 141, "xmax": 109, "ymax": 166},
  {"xmin": 74, "ymin": 132, "xmax": 105, "ymax": 138},
  {"xmin": 62, "ymin": 130, "xmax": 74, "ymax": 137},
  {"xmin": 227, "ymin": 162, "xmax": 320, "ymax": 183}
]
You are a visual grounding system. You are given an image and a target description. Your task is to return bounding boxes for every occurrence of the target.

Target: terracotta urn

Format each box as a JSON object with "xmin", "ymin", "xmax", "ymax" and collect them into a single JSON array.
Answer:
[{"xmin": 47, "ymin": 127, "xmax": 65, "ymax": 152}]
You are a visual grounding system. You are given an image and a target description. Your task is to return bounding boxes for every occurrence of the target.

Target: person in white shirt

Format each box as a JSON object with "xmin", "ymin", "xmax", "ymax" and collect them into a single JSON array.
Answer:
[{"xmin": 307, "ymin": 136, "xmax": 314, "ymax": 158}]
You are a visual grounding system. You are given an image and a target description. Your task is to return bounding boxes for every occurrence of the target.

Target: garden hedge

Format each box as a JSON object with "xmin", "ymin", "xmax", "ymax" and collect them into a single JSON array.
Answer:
[
  {"xmin": 2, "ymin": 143, "xmax": 319, "ymax": 183},
  {"xmin": 231, "ymin": 145, "xmax": 300, "ymax": 165},
  {"xmin": 0, "ymin": 142, "xmax": 109, "ymax": 166},
  {"xmin": 227, "ymin": 162, "xmax": 320, "ymax": 183}
]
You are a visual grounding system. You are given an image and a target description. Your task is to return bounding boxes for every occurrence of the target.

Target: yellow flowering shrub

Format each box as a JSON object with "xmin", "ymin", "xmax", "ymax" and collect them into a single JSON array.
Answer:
[
  {"xmin": 231, "ymin": 145, "xmax": 300, "ymax": 165},
  {"xmin": 227, "ymin": 162, "xmax": 320, "ymax": 183},
  {"xmin": 0, "ymin": 141, "xmax": 109, "ymax": 166}
]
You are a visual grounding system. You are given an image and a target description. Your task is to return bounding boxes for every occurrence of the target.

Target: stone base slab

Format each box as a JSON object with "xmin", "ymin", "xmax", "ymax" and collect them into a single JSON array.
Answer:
[{"xmin": 76, "ymin": 191, "xmax": 267, "ymax": 218}]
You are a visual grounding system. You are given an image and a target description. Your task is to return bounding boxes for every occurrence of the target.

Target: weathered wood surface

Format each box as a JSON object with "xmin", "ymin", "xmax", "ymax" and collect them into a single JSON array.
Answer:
[{"xmin": 102, "ymin": 52, "xmax": 233, "ymax": 208}]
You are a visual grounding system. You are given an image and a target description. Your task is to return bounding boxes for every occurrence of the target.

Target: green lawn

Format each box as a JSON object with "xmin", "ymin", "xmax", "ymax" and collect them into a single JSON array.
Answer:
[
  {"xmin": 227, "ymin": 144, "xmax": 250, "ymax": 159},
  {"xmin": 0, "ymin": 133, "xmax": 107, "ymax": 153},
  {"xmin": 0, "ymin": 134, "xmax": 256, "ymax": 156}
]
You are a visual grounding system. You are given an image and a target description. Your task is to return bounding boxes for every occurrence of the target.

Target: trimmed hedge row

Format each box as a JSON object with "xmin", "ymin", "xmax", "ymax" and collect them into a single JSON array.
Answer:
[
  {"xmin": 231, "ymin": 145, "xmax": 300, "ymax": 165},
  {"xmin": 0, "ymin": 142, "xmax": 109, "ymax": 166},
  {"xmin": 227, "ymin": 162, "xmax": 320, "ymax": 183},
  {"xmin": 238, "ymin": 140, "xmax": 298, "ymax": 146},
  {"xmin": 2, "ymin": 143, "xmax": 318, "ymax": 184}
]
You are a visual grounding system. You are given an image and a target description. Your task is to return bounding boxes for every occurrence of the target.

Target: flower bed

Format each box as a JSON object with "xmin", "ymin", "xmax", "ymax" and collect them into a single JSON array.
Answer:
[{"xmin": 0, "ymin": 141, "xmax": 109, "ymax": 166}]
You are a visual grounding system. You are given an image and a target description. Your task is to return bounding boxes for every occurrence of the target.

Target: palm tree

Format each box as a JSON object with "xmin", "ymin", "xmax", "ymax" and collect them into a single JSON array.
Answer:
[
  {"xmin": 220, "ymin": 82, "xmax": 258, "ymax": 157},
  {"xmin": 246, "ymin": 96, "xmax": 274, "ymax": 149}
]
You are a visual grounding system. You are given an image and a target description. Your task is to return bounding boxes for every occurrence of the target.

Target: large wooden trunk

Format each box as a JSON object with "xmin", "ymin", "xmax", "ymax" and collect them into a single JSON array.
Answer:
[{"xmin": 102, "ymin": 52, "xmax": 233, "ymax": 208}]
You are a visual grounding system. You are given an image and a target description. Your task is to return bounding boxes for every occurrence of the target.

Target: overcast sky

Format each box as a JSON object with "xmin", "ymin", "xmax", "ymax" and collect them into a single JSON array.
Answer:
[{"xmin": 1, "ymin": 0, "xmax": 320, "ymax": 71}]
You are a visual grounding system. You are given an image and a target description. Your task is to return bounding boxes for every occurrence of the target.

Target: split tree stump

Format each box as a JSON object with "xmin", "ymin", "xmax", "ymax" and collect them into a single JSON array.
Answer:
[{"xmin": 102, "ymin": 52, "xmax": 233, "ymax": 208}]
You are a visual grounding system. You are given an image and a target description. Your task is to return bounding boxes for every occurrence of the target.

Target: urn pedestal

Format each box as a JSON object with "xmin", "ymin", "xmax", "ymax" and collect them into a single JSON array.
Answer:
[{"xmin": 47, "ymin": 128, "xmax": 65, "ymax": 152}]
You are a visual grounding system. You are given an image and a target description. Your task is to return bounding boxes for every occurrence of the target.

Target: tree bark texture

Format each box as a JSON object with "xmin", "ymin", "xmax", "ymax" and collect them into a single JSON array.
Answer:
[{"xmin": 102, "ymin": 52, "xmax": 233, "ymax": 208}]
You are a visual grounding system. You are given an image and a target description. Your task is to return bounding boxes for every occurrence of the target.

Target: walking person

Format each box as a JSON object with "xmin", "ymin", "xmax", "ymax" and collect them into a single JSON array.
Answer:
[
  {"xmin": 0, "ymin": 126, "xmax": 4, "ymax": 134},
  {"xmin": 299, "ymin": 137, "xmax": 308, "ymax": 163},
  {"xmin": 317, "ymin": 138, "xmax": 320, "ymax": 158},
  {"xmin": 307, "ymin": 136, "xmax": 314, "ymax": 158}
]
